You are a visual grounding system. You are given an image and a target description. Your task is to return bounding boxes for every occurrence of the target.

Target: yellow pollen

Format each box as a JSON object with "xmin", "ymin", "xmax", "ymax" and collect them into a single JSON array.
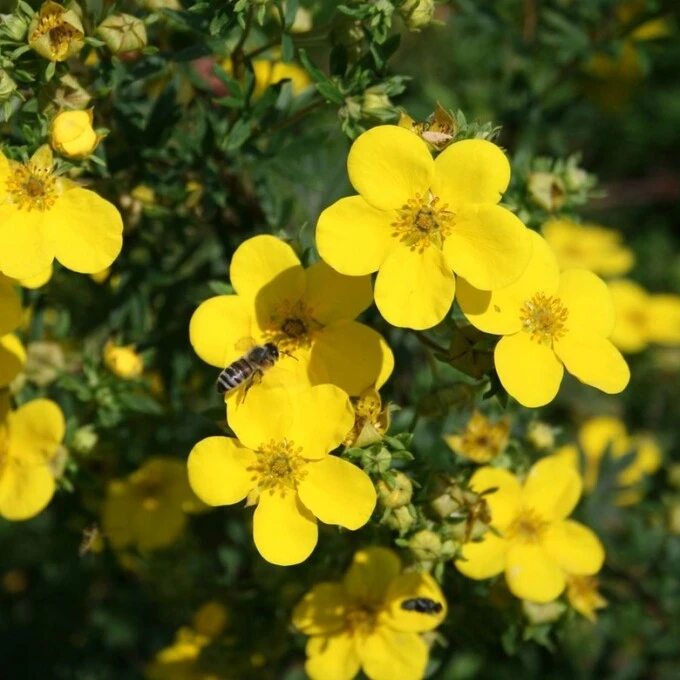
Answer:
[
  {"xmin": 248, "ymin": 439, "xmax": 307, "ymax": 495},
  {"xmin": 391, "ymin": 193, "xmax": 455, "ymax": 252},
  {"xmin": 520, "ymin": 292, "xmax": 569, "ymax": 344},
  {"xmin": 505, "ymin": 508, "xmax": 549, "ymax": 543},
  {"xmin": 262, "ymin": 300, "xmax": 322, "ymax": 353},
  {"xmin": 345, "ymin": 605, "xmax": 378, "ymax": 636},
  {"xmin": 6, "ymin": 163, "xmax": 58, "ymax": 212}
]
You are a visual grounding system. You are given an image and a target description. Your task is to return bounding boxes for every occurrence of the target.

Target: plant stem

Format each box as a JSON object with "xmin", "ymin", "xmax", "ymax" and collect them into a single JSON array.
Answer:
[{"xmin": 231, "ymin": 6, "xmax": 254, "ymax": 77}]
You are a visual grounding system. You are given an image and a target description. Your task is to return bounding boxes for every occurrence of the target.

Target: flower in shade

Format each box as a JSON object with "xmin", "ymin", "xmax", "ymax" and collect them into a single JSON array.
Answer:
[
  {"xmin": 565, "ymin": 574, "xmax": 608, "ymax": 623},
  {"xmin": 608, "ymin": 279, "xmax": 680, "ymax": 353},
  {"xmin": 454, "ymin": 455, "xmax": 605, "ymax": 603},
  {"xmin": 103, "ymin": 340, "xmax": 144, "ymax": 379},
  {"xmin": 458, "ymin": 230, "xmax": 630, "ymax": 407},
  {"xmin": 293, "ymin": 546, "xmax": 447, "ymax": 680},
  {"xmin": 0, "ymin": 397, "xmax": 66, "ymax": 520},
  {"xmin": 103, "ymin": 458, "xmax": 206, "ymax": 551},
  {"xmin": 554, "ymin": 416, "xmax": 661, "ymax": 506},
  {"xmin": 221, "ymin": 58, "xmax": 312, "ymax": 100},
  {"xmin": 542, "ymin": 219, "xmax": 634, "ymax": 277},
  {"xmin": 444, "ymin": 410, "xmax": 510, "ymax": 463},
  {"xmin": 187, "ymin": 386, "xmax": 376, "ymax": 566},
  {"xmin": 0, "ymin": 145, "xmax": 123, "ymax": 280},
  {"xmin": 0, "ymin": 275, "xmax": 26, "ymax": 388},
  {"xmin": 316, "ymin": 125, "xmax": 532, "ymax": 330},
  {"xmin": 190, "ymin": 235, "xmax": 393, "ymax": 401}
]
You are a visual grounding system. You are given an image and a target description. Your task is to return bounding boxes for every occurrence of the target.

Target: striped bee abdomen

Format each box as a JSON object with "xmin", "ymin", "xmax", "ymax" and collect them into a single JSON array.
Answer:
[{"xmin": 216, "ymin": 358, "xmax": 254, "ymax": 394}]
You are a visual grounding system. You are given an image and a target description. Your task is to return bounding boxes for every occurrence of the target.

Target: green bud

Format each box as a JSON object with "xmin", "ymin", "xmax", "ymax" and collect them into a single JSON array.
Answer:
[
  {"xmin": 0, "ymin": 14, "xmax": 30, "ymax": 42},
  {"xmin": 361, "ymin": 89, "xmax": 395, "ymax": 122},
  {"xmin": 399, "ymin": 0, "xmax": 435, "ymax": 31},
  {"xmin": 408, "ymin": 529, "xmax": 441, "ymax": 563},
  {"xmin": 361, "ymin": 446, "xmax": 391, "ymax": 474},
  {"xmin": 377, "ymin": 472, "xmax": 413, "ymax": 509},
  {"xmin": 71, "ymin": 425, "xmax": 99, "ymax": 455},
  {"xmin": 96, "ymin": 14, "xmax": 148, "ymax": 54},
  {"xmin": 0, "ymin": 71, "xmax": 18, "ymax": 101},
  {"xmin": 384, "ymin": 505, "xmax": 415, "ymax": 534}
]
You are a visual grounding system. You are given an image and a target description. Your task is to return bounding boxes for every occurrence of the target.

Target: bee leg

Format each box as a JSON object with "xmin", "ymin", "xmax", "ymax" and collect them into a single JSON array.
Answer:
[{"xmin": 241, "ymin": 369, "xmax": 264, "ymax": 404}]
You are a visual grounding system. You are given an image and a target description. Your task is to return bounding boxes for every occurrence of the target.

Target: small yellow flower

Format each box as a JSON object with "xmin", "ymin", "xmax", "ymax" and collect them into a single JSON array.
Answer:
[
  {"xmin": 0, "ymin": 145, "xmax": 123, "ymax": 280},
  {"xmin": 565, "ymin": 574, "xmax": 607, "ymax": 623},
  {"xmin": 103, "ymin": 458, "xmax": 204, "ymax": 551},
  {"xmin": 344, "ymin": 387, "xmax": 391, "ymax": 447},
  {"xmin": 293, "ymin": 546, "xmax": 447, "ymax": 680},
  {"xmin": 0, "ymin": 275, "xmax": 26, "ymax": 388},
  {"xmin": 188, "ymin": 386, "xmax": 376, "ymax": 566},
  {"xmin": 444, "ymin": 410, "xmax": 510, "ymax": 463},
  {"xmin": 0, "ymin": 398, "xmax": 66, "ymax": 520},
  {"xmin": 317, "ymin": 125, "xmax": 532, "ymax": 330},
  {"xmin": 458, "ymin": 231, "xmax": 630, "ymax": 407},
  {"xmin": 28, "ymin": 1, "xmax": 85, "ymax": 62},
  {"xmin": 146, "ymin": 626, "xmax": 216, "ymax": 680},
  {"xmin": 455, "ymin": 455, "xmax": 605, "ymax": 603},
  {"xmin": 542, "ymin": 218, "xmax": 635, "ymax": 277},
  {"xmin": 50, "ymin": 109, "xmax": 100, "ymax": 158},
  {"xmin": 103, "ymin": 340, "xmax": 144, "ymax": 379},
  {"xmin": 192, "ymin": 601, "xmax": 228, "ymax": 638},
  {"xmin": 221, "ymin": 58, "xmax": 312, "ymax": 100},
  {"xmin": 190, "ymin": 235, "xmax": 393, "ymax": 399}
]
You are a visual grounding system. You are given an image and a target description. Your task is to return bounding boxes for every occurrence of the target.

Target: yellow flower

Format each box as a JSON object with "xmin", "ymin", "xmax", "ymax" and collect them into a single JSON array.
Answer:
[
  {"xmin": 50, "ymin": 109, "xmax": 100, "ymax": 158},
  {"xmin": 188, "ymin": 386, "xmax": 376, "ymax": 566},
  {"xmin": 343, "ymin": 387, "xmax": 391, "ymax": 447},
  {"xmin": 28, "ymin": 1, "xmax": 85, "ymax": 62},
  {"xmin": 444, "ymin": 410, "xmax": 510, "ymax": 463},
  {"xmin": 146, "ymin": 626, "xmax": 220, "ymax": 680},
  {"xmin": 190, "ymin": 235, "xmax": 393, "ymax": 399},
  {"xmin": 458, "ymin": 231, "xmax": 630, "ymax": 407},
  {"xmin": 0, "ymin": 398, "xmax": 66, "ymax": 520},
  {"xmin": 317, "ymin": 125, "xmax": 532, "ymax": 330},
  {"xmin": 0, "ymin": 145, "xmax": 123, "ymax": 280},
  {"xmin": 542, "ymin": 219, "xmax": 635, "ymax": 277},
  {"xmin": 455, "ymin": 456, "xmax": 605, "ymax": 603},
  {"xmin": 103, "ymin": 340, "xmax": 144, "ymax": 379},
  {"xmin": 0, "ymin": 275, "xmax": 26, "ymax": 388},
  {"xmin": 103, "ymin": 458, "xmax": 204, "ymax": 551},
  {"xmin": 221, "ymin": 58, "xmax": 312, "ymax": 100},
  {"xmin": 554, "ymin": 416, "xmax": 661, "ymax": 505},
  {"xmin": 18, "ymin": 264, "xmax": 54, "ymax": 289},
  {"xmin": 293, "ymin": 546, "xmax": 447, "ymax": 680},
  {"xmin": 565, "ymin": 574, "xmax": 607, "ymax": 623},
  {"xmin": 192, "ymin": 601, "xmax": 228, "ymax": 638}
]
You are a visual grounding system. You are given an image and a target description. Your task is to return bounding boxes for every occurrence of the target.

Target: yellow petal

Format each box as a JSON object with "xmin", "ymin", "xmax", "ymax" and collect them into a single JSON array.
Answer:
[
  {"xmin": 19, "ymin": 263, "xmax": 53, "ymax": 289},
  {"xmin": 309, "ymin": 321, "xmax": 394, "ymax": 397},
  {"xmin": 343, "ymin": 546, "xmax": 402, "ymax": 604},
  {"xmin": 7, "ymin": 398, "xmax": 65, "ymax": 464},
  {"xmin": 347, "ymin": 125, "xmax": 434, "ymax": 210},
  {"xmin": 495, "ymin": 332, "xmax": 564, "ymax": 408},
  {"xmin": 608, "ymin": 279, "xmax": 650, "ymax": 353},
  {"xmin": 0, "ymin": 207, "xmax": 54, "ymax": 279},
  {"xmin": 521, "ymin": 455, "xmax": 583, "ymax": 521},
  {"xmin": 360, "ymin": 627, "xmax": 428, "ymax": 680},
  {"xmin": 0, "ymin": 275, "xmax": 22, "ymax": 336},
  {"xmin": 505, "ymin": 544, "xmax": 565, "ymax": 603},
  {"xmin": 0, "ymin": 458, "xmax": 55, "ymax": 521},
  {"xmin": 457, "ymin": 230, "xmax": 559, "ymax": 335},
  {"xmin": 455, "ymin": 532, "xmax": 508, "ymax": 580},
  {"xmin": 253, "ymin": 490, "xmax": 318, "ymax": 565},
  {"xmin": 187, "ymin": 436, "xmax": 256, "ymax": 506},
  {"xmin": 579, "ymin": 416, "xmax": 628, "ymax": 461},
  {"xmin": 0, "ymin": 334, "xmax": 26, "ymax": 387},
  {"xmin": 102, "ymin": 481, "xmax": 136, "ymax": 549},
  {"xmin": 49, "ymin": 188, "xmax": 123, "ymax": 273},
  {"xmin": 542, "ymin": 520, "xmax": 605, "ymax": 575},
  {"xmin": 648, "ymin": 294, "xmax": 680, "ymax": 345},
  {"xmin": 383, "ymin": 572, "xmax": 447, "ymax": 632},
  {"xmin": 555, "ymin": 335, "xmax": 630, "ymax": 394},
  {"xmin": 316, "ymin": 196, "xmax": 397, "ymax": 275},
  {"xmin": 469, "ymin": 466, "xmax": 521, "ymax": 530},
  {"xmin": 433, "ymin": 139, "xmax": 511, "ymax": 206},
  {"xmin": 293, "ymin": 583, "xmax": 348, "ymax": 635},
  {"xmin": 443, "ymin": 204, "xmax": 531, "ymax": 291},
  {"xmin": 189, "ymin": 295, "xmax": 254, "ymax": 368},
  {"xmin": 134, "ymin": 502, "xmax": 187, "ymax": 551},
  {"xmin": 0, "ymin": 151, "xmax": 9, "ymax": 201},
  {"xmin": 558, "ymin": 269, "xmax": 615, "ymax": 338},
  {"xmin": 297, "ymin": 455, "xmax": 376, "ymax": 530},
  {"xmin": 305, "ymin": 632, "xmax": 361, "ymax": 680},
  {"xmin": 374, "ymin": 246, "xmax": 455, "ymax": 330}
]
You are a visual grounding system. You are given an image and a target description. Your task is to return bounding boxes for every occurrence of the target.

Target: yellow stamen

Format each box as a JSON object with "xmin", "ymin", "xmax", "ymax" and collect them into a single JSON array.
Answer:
[
  {"xmin": 30, "ymin": 7, "xmax": 82, "ymax": 61},
  {"xmin": 505, "ymin": 508, "xmax": 549, "ymax": 543},
  {"xmin": 345, "ymin": 604, "xmax": 378, "ymax": 636},
  {"xmin": 262, "ymin": 300, "xmax": 321, "ymax": 353},
  {"xmin": 391, "ymin": 193, "xmax": 455, "ymax": 252},
  {"xmin": 6, "ymin": 160, "xmax": 58, "ymax": 212},
  {"xmin": 248, "ymin": 439, "xmax": 307, "ymax": 496},
  {"xmin": 519, "ymin": 292, "xmax": 568, "ymax": 344}
]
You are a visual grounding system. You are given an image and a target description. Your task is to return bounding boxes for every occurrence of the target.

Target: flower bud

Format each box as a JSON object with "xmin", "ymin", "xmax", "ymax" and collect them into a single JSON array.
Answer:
[
  {"xmin": 25, "ymin": 341, "xmax": 65, "ymax": 386},
  {"xmin": 103, "ymin": 340, "xmax": 144, "ymax": 379},
  {"xmin": 384, "ymin": 505, "xmax": 415, "ymax": 533},
  {"xmin": 96, "ymin": 14, "xmax": 148, "ymax": 55},
  {"xmin": 361, "ymin": 89, "xmax": 395, "ymax": 122},
  {"xmin": 377, "ymin": 472, "xmax": 413, "ymax": 509},
  {"xmin": 526, "ymin": 421, "xmax": 557, "ymax": 451},
  {"xmin": 360, "ymin": 446, "xmax": 391, "ymax": 474},
  {"xmin": 50, "ymin": 109, "xmax": 100, "ymax": 158},
  {"xmin": 0, "ymin": 71, "xmax": 18, "ymax": 102},
  {"xmin": 527, "ymin": 172, "xmax": 566, "ymax": 212},
  {"xmin": 408, "ymin": 529, "xmax": 441, "ymax": 563},
  {"xmin": 399, "ymin": 0, "xmax": 436, "ymax": 31},
  {"xmin": 0, "ymin": 14, "xmax": 29, "ymax": 42},
  {"xmin": 71, "ymin": 424, "xmax": 99, "ymax": 455},
  {"xmin": 28, "ymin": 1, "xmax": 85, "ymax": 62}
]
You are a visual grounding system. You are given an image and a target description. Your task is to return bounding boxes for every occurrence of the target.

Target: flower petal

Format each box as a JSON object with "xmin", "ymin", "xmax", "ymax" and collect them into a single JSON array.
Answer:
[
  {"xmin": 0, "ymin": 458, "xmax": 55, "ymax": 521},
  {"xmin": 187, "ymin": 436, "xmax": 256, "ymax": 507},
  {"xmin": 227, "ymin": 387, "xmax": 294, "ymax": 450},
  {"xmin": 316, "ymin": 196, "xmax": 396, "ymax": 275},
  {"xmin": 543, "ymin": 520, "xmax": 605, "ymax": 575},
  {"xmin": 348, "ymin": 125, "xmax": 434, "ymax": 210},
  {"xmin": 361, "ymin": 627, "xmax": 429, "ymax": 680},
  {"xmin": 555, "ymin": 335, "xmax": 630, "ymax": 394},
  {"xmin": 309, "ymin": 321, "xmax": 394, "ymax": 397},
  {"xmin": 305, "ymin": 633, "xmax": 361, "ymax": 680},
  {"xmin": 0, "ymin": 276, "xmax": 22, "ymax": 335},
  {"xmin": 253, "ymin": 490, "xmax": 318, "ymax": 566},
  {"xmin": 293, "ymin": 583, "xmax": 348, "ymax": 635},
  {"xmin": 19, "ymin": 263, "xmax": 53, "ymax": 289},
  {"xmin": 189, "ymin": 295, "xmax": 254, "ymax": 369},
  {"xmin": 0, "ymin": 208, "xmax": 54, "ymax": 279},
  {"xmin": 0, "ymin": 334, "xmax": 26, "ymax": 387},
  {"xmin": 608, "ymin": 279, "xmax": 650, "ymax": 353},
  {"xmin": 457, "ymin": 230, "xmax": 559, "ymax": 335},
  {"xmin": 521, "ymin": 455, "xmax": 583, "ymax": 521},
  {"xmin": 134, "ymin": 503, "xmax": 188, "ymax": 552},
  {"xmin": 494, "ymin": 333, "xmax": 564, "ymax": 408},
  {"xmin": 374, "ymin": 246, "xmax": 455, "ymax": 330},
  {"xmin": 383, "ymin": 572, "xmax": 447, "ymax": 632},
  {"xmin": 505, "ymin": 544, "xmax": 565, "ymax": 603},
  {"xmin": 7, "ymin": 399, "xmax": 65, "ymax": 464},
  {"xmin": 443, "ymin": 204, "xmax": 531, "ymax": 291},
  {"xmin": 49, "ymin": 188, "xmax": 123, "ymax": 273},
  {"xmin": 558, "ymin": 269, "xmax": 616, "ymax": 338},
  {"xmin": 433, "ymin": 139, "xmax": 511, "ymax": 206},
  {"xmin": 455, "ymin": 532, "xmax": 508, "ymax": 580},
  {"xmin": 297, "ymin": 455, "xmax": 376, "ymax": 530},
  {"xmin": 648, "ymin": 294, "xmax": 680, "ymax": 345},
  {"xmin": 343, "ymin": 546, "xmax": 402, "ymax": 604},
  {"xmin": 469, "ymin": 466, "xmax": 521, "ymax": 530}
]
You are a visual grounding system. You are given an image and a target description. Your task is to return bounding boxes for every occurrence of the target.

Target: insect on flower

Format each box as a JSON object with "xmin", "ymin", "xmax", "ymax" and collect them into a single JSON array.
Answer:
[{"xmin": 401, "ymin": 597, "xmax": 444, "ymax": 615}]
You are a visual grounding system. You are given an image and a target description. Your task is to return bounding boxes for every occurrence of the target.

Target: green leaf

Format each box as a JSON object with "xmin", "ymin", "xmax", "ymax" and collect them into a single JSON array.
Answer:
[{"xmin": 316, "ymin": 82, "xmax": 345, "ymax": 105}]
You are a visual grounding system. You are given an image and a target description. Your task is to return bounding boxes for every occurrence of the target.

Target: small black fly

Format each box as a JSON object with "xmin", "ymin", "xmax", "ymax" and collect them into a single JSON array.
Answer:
[{"xmin": 400, "ymin": 597, "xmax": 443, "ymax": 615}]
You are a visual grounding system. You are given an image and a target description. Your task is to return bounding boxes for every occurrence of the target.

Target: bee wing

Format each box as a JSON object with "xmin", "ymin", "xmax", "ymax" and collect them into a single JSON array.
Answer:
[{"xmin": 234, "ymin": 336, "xmax": 257, "ymax": 354}]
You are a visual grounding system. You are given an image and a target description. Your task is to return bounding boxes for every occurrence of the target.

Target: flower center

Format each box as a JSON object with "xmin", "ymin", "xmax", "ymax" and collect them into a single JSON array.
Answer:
[
  {"xmin": 248, "ymin": 439, "xmax": 307, "ymax": 495},
  {"xmin": 345, "ymin": 604, "xmax": 378, "ymax": 636},
  {"xmin": 391, "ymin": 193, "xmax": 455, "ymax": 251},
  {"xmin": 519, "ymin": 292, "xmax": 569, "ymax": 345},
  {"xmin": 505, "ymin": 508, "xmax": 549, "ymax": 543},
  {"xmin": 31, "ymin": 9, "xmax": 82, "ymax": 61},
  {"xmin": 262, "ymin": 300, "xmax": 321, "ymax": 353},
  {"xmin": 6, "ymin": 162, "xmax": 58, "ymax": 212}
]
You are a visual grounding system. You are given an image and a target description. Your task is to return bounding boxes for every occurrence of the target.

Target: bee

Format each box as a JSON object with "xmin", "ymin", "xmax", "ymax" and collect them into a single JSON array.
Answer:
[
  {"xmin": 79, "ymin": 523, "xmax": 103, "ymax": 557},
  {"xmin": 216, "ymin": 342, "xmax": 281, "ymax": 399},
  {"xmin": 400, "ymin": 597, "xmax": 443, "ymax": 615}
]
